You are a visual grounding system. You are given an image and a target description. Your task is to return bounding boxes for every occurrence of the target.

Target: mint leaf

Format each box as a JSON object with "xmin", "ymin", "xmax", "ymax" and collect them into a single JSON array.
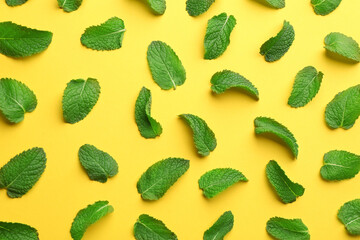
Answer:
[
  {"xmin": 0, "ymin": 78, "xmax": 37, "ymax": 123},
  {"xmin": 204, "ymin": 211, "xmax": 234, "ymax": 240},
  {"xmin": 5, "ymin": 0, "xmax": 28, "ymax": 6},
  {"xmin": 78, "ymin": 144, "xmax": 118, "ymax": 183},
  {"xmin": 179, "ymin": 114, "xmax": 217, "ymax": 157},
  {"xmin": 62, "ymin": 78, "xmax": 100, "ymax": 124},
  {"xmin": 186, "ymin": 0, "xmax": 215, "ymax": 16},
  {"xmin": 204, "ymin": 13, "xmax": 236, "ymax": 60},
  {"xmin": 324, "ymin": 32, "xmax": 360, "ymax": 62},
  {"xmin": 338, "ymin": 199, "xmax": 360, "ymax": 235},
  {"xmin": 0, "ymin": 222, "xmax": 39, "ymax": 240},
  {"xmin": 58, "ymin": 0, "xmax": 82, "ymax": 12},
  {"xmin": 198, "ymin": 168, "xmax": 247, "ymax": 199},
  {"xmin": 145, "ymin": 0, "xmax": 166, "ymax": 15},
  {"xmin": 135, "ymin": 87, "xmax": 162, "ymax": 139},
  {"xmin": 311, "ymin": 0, "xmax": 342, "ymax": 15},
  {"xmin": 134, "ymin": 214, "xmax": 177, "ymax": 240},
  {"xmin": 70, "ymin": 201, "xmax": 113, "ymax": 240},
  {"xmin": 266, "ymin": 217, "xmax": 310, "ymax": 240},
  {"xmin": 320, "ymin": 150, "xmax": 360, "ymax": 181},
  {"xmin": 266, "ymin": 160, "xmax": 304, "ymax": 204},
  {"xmin": 254, "ymin": 117, "xmax": 298, "ymax": 158},
  {"xmin": 0, "ymin": 147, "xmax": 46, "ymax": 198},
  {"xmin": 137, "ymin": 157, "xmax": 189, "ymax": 200},
  {"xmin": 265, "ymin": 0, "xmax": 285, "ymax": 9},
  {"xmin": 260, "ymin": 20, "xmax": 295, "ymax": 62},
  {"xmin": 325, "ymin": 84, "xmax": 360, "ymax": 129},
  {"xmin": 210, "ymin": 70, "xmax": 259, "ymax": 100},
  {"xmin": 288, "ymin": 66, "xmax": 323, "ymax": 108},
  {"xmin": 81, "ymin": 17, "xmax": 126, "ymax": 51},
  {"xmin": 147, "ymin": 41, "xmax": 186, "ymax": 90},
  {"xmin": 0, "ymin": 21, "xmax": 52, "ymax": 58}
]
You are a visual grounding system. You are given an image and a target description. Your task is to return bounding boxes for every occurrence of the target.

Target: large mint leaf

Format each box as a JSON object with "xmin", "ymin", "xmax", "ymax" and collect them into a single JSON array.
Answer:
[
  {"xmin": 0, "ymin": 147, "xmax": 46, "ymax": 198},
  {"xmin": 58, "ymin": 0, "xmax": 83, "ymax": 12},
  {"xmin": 311, "ymin": 0, "xmax": 342, "ymax": 16},
  {"xmin": 134, "ymin": 214, "xmax": 177, "ymax": 240},
  {"xmin": 266, "ymin": 217, "xmax": 310, "ymax": 240},
  {"xmin": 62, "ymin": 78, "xmax": 100, "ymax": 124},
  {"xmin": 324, "ymin": 32, "xmax": 360, "ymax": 62},
  {"xmin": 204, "ymin": 12, "xmax": 236, "ymax": 60},
  {"xmin": 147, "ymin": 41, "xmax": 186, "ymax": 90},
  {"xmin": 0, "ymin": 222, "xmax": 39, "ymax": 240},
  {"xmin": 186, "ymin": 0, "xmax": 215, "ymax": 17},
  {"xmin": 338, "ymin": 199, "xmax": 360, "ymax": 235},
  {"xmin": 204, "ymin": 211, "xmax": 234, "ymax": 240},
  {"xmin": 0, "ymin": 21, "xmax": 52, "ymax": 58},
  {"xmin": 0, "ymin": 78, "xmax": 37, "ymax": 123},
  {"xmin": 265, "ymin": 0, "xmax": 285, "ymax": 8},
  {"xmin": 6, "ymin": 0, "xmax": 28, "ymax": 6},
  {"xmin": 137, "ymin": 158, "xmax": 189, "ymax": 200}
]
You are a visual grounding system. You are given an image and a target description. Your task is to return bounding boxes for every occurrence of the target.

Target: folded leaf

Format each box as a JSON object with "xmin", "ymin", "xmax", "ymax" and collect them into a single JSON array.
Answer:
[
  {"xmin": 338, "ymin": 199, "xmax": 360, "ymax": 235},
  {"xmin": 266, "ymin": 217, "xmax": 310, "ymax": 240},
  {"xmin": 204, "ymin": 211, "xmax": 234, "ymax": 240},
  {"xmin": 0, "ymin": 222, "xmax": 39, "ymax": 240},
  {"xmin": 6, "ymin": 0, "xmax": 28, "ymax": 6},
  {"xmin": 265, "ymin": 0, "xmax": 285, "ymax": 9},
  {"xmin": 311, "ymin": 0, "xmax": 342, "ymax": 16},
  {"xmin": 324, "ymin": 32, "xmax": 360, "ymax": 62},
  {"xmin": 58, "ymin": 0, "xmax": 83, "ymax": 12},
  {"xmin": 134, "ymin": 214, "xmax": 177, "ymax": 240},
  {"xmin": 186, "ymin": 0, "xmax": 215, "ymax": 16},
  {"xmin": 145, "ymin": 0, "xmax": 166, "ymax": 15}
]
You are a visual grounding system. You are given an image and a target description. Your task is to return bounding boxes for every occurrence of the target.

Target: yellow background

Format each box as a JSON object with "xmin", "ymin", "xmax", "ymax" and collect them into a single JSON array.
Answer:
[{"xmin": 0, "ymin": 0, "xmax": 360, "ymax": 239}]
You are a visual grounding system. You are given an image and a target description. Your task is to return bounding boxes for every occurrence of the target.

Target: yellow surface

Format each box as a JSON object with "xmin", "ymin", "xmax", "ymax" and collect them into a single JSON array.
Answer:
[{"xmin": 0, "ymin": 0, "xmax": 360, "ymax": 239}]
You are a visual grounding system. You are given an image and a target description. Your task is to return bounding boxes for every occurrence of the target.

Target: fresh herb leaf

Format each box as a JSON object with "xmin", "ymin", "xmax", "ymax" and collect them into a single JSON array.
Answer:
[
  {"xmin": 338, "ymin": 199, "xmax": 360, "ymax": 235},
  {"xmin": 311, "ymin": 0, "xmax": 342, "ymax": 16},
  {"xmin": 62, "ymin": 78, "xmax": 100, "ymax": 124},
  {"xmin": 0, "ymin": 222, "xmax": 39, "ymax": 240},
  {"xmin": 70, "ymin": 201, "xmax": 113, "ymax": 240},
  {"xmin": 204, "ymin": 211, "xmax": 234, "ymax": 240},
  {"xmin": 266, "ymin": 217, "xmax": 310, "ymax": 240},
  {"xmin": 5, "ymin": 0, "xmax": 28, "ymax": 6},
  {"xmin": 145, "ymin": 0, "xmax": 166, "ymax": 15},
  {"xmin": 186, "ymin": 0, "xmax": 215, "ymax": 17},
  {"xmin": 147, "ymin": 41, "xmax": 186, "ymax": 90},
  {"xmin": 324, "ymin": 32, "xmax": 360, "ymax": 62},
  {"xmin": 0, "ymin": 147, "xmax": 46, "ymax": 198},
  {"xmin": 288, "ymin": 66, "xmax": 323, "ymax": 108},
  {"xmin": 0, "ymin": 78, "xmax": 37, "ymax": 123},
  {"xmin": 137, "ymin": 158, "xmax": 189, "ymax": 200},
  {"xmin": 265, "ymin": 0, "xmax": 285, "ymax": 9},
  {"xmin": 179, "ymin": 114, "xmax": 217, "ymax": 157},
  {"xmin": 260, "ymin": 20, "xmax": 295, "ymax": 62},
  {"xmin": 134, "ymin": 214, "xmax": 177, "ymax": 240},
  {"xmin": 198, "ymin": 168, "xmax": 247, "ymax": 199},
  {"xmin": 204, "ymin": 13, "xmax": 236, "ymax": 60},
  {"xmin": 58, "ymin": 0, "xmax": 83, "ymax": 12},
  {"xmin": 325, "ymin": 84, "xmax": 360, "ymax": 129},
  {"xmin": 0, "ymin": 21, "xmax": 52, "ymax": 58}
]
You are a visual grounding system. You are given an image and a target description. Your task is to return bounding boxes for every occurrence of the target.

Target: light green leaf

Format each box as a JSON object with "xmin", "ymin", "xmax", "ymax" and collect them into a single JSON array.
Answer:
[
  {"xmin": 70, "ymin": 201, "xmax": 114, "ymax": 240},
  {"xmin": 288, "ymin": 66, "xmax": 323, "ymax": 108},
  {"xmin": 137, "ymin": 158, "xmax": 189, "ymax": 200},
  {"xmin": 0, "ymin": 78, "xmax": 37, "ymax": 123},
  {"xmin": 210, "ymin": 70, "xmax": 259, "ymax": 100},
  {"xmin": 81, "ymin": 17, "xmax": 126, "ymax": 51},
  {"xmin": 186, "ymin": 0, "xmax": 215, "ymax": 17},
  {"xmin": 311, "ymin": 0, "xmax": 342, "ymax": 15},
  {"xmin": 0, "ymin": 222, "xmax": 39, "ymax": 240},
  {"xmin": 147, "ymin": 41, "xmax": 186, "ymax": 90},
  {"xmin": 198, "ymin": 168, "xmax": 247, "ymax": 199},
  {"xmin": 325, "ymin": 84, "xmax": 360, "ymax": 129},
  {"xmin": 204, "ymin": 13, "xmax": 236, "ymax": 60},
  {"xmin": 204, "ymin": 211, "xmax": 234, "ymax": 240},
  {"xmin": 266, "ymin": 217, "xmax": 310, "ymax": 240},
  {"xmin": 135, "ymin": 87, "xmax": 162, "ymax": 139},
  {"xmin": 5, "ymin": 0, "xmax": 28, "ymax": 6},
  {"xmin": 266, "ymin": 160, "xmax": 304, "ymax": 204},
  {"xmin": 62, "ymin": 78, "xmax": 100, "ymax": 124},
  {"xmin": 58, "ymin": 0, "xmax": 83, "ymax": 12},
  {"xmin": 265, "ymin": 0, "xmax": 285, "ymax": 9},
  {"xmin": 324, "ymin": 32, "xmax": 360, "ymax": 62},
  {"xmin": 0, "ymin": 147, "xmax": 46, "ymax": 198},
  {"xmin": 338, "ymin": 199, "xmax": 360, "ymax": 235},
  {"xmin": 0, "ymin": 21, "xmax": 52, "ymax": 58},
  {"xmin": 260, "ymin": 20, "xmax": 295, "ymax": 62},
  {"xmin": 179, "ymin": 114, "xmax": 217, "ymax": 157},
  {"xmin": 134, "ymin": 214, "xmax": 177, "ymax": 240},
  {"xmin": 145, "ymin": 0, "xmax": 166, "ymax": 15}
]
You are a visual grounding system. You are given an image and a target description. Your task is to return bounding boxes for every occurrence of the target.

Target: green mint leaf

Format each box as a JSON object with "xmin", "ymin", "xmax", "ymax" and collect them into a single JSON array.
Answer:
[
  {"xmin": 254, "ymin": 117, "xmax": 298, "ymax": 158},
  {"xmin": 266, "ymin": 160, "xmax": 304, "ymax": 204},
  {"xmin": 70, "ymin": 200, "xmax": 113, "ymax": 240},
  {"xmin": 179, "ymin": 114, "xmax": 217, "ymax": 157},
  {"xmin": 260, "ymin": 20, "xmax": 295, "ymax": 62},
  {"xmin": 5, "ymin": 0, "xmax": 28, "ymax": 6},
  {"xmin": 186, "ymin": 0, "xmax": 215, "ymax": 17},
  {"xmin": 137, "ymin": 157, "xmax": 189, "ymax": 200},
  {"xmin": 135, "ymin": 87, "xmax": 162, "ymax": 139},
  {"xmin": 0, "ymin": 21, "xmax": 52, "ymax": 58},
  {"xmin": 147, "ymin": 41, "xmax": 186, "ymax": 90},
  {"xmin": 325, "ymin": 84, "xmax": 360, "ymax": 129},
  {"xmin": 266, "ymin": 217, "xmax": 310, "ymax": 240},
  {"xmin": 0, "ymin": 222, "xmax": 39, "ymax": 240},
  {"xmin": 198, "ymin": 168, "xmax": 248, "ymax": 199},
  {"xmin": 81, "ymin": 17, "xmax": 126, "ymax": 51},
  {"xmin": 204, "ymin": 211, "xmax": 234, "ymax": 240},
  {"xmin": 324, "ymin": 32, "xmax": 360, "ymax": 62},
  {"xmin": 0, "ymin": 147, "xmax": 46, "ymax": 198},
  {"xmin": 0, "ymin": 78, "xmax": 37, "ymax": 123},
  {"xmin": 338, "ymin": 199, "xmax": 360, "ymax": 235},
  {"xmin": 288, "ymin": 66, "xmax": 323, "ymax": 108},
  {"xmin": 78, "ymin": 144, "xmax": 118, "ymax": 183},
  {"xmin": 204, "ymin": 13, "xmax": 236, "ymax": 60},
  {"xmin": 265, "ymin": 0, "xmax": 285, "ymax": 9},
  {"xmin": 134, "ymin": 214, "xmax": 177, "ymax": 240},
  {"xmin": 210, "ymin": 69, "xmax": 259, "ymax": 100},
  {"xmin": 145, "ymin": 0, "xmax": 166, "ymax": 15},
  {"xmin": 320, "ymin": 150, "xmax": 360, "ymax": 181},
  {"xmin": 311, "ymin": 0, "xmax": 342, "ymax": 16},
  {"xmin": 58, "ymin": 0, "xmax": 82, "ymax": 12},
  {"xmin": 62, "ymin": 78, "xmax": 100, "ymax": 124}
]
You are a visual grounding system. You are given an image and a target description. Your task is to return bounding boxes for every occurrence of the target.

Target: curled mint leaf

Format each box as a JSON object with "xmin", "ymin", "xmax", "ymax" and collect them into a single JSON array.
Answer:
[
  {"xmin": 145, "ymin": 0, "xmax": 166, "ymax": 15},
  {"xmin": 134, "ymin": 214, "xmax": 177, "ymax": 240},
  {"xmin": 324, "ymin": 32, "xmax": 360, "ymax": 62},
  {"xmin": 5, "ymin": 0, "xmax": 28, "ymax": 6},
  {"xmin": 58, "ymin": 0, "xmax": 83, "ymax": 12},
  {"xmin": 0, "ymin": 222, "xmax": 39, "ymax": 240},
  {"xmin": 204, "ymin": 211, "xmax": 234, "ymax": 240},
  {"xmin": 265, "ymin": 0, "xmax": 285, "ymax": 9},
  {"xmin": 266, "ymin": 217, "xmax": 310, "ymax": 240},
  {"xmin": 186, "ymin": 0, "xmax": 215, "ymax": 17},
  {"xmin": 311, "ymin": 0, "xmax": 342, "ymax": 16},
  {"xmin": 338, "ymin": 199, "xmax": 360, "ymax": 235}
]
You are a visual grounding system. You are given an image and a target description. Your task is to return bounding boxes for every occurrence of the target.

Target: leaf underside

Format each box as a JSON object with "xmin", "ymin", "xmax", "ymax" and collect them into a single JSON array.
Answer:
[
  {"xmin": 266, "ymin": 217, "xmax": 310, "ymax": 240},
  {"xmin": 134, "ymin": 214, "xmax": 177, "ymax": 240},
  {"xmin": 324, "ymin": 32, "xmax": 360, "ymax": 62}
]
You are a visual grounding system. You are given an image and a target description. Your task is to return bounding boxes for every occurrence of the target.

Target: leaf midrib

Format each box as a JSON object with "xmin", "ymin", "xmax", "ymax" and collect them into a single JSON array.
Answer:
[{"xmin": 136, "ymin": 220, "xmax": 168, "ymax": 240}]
